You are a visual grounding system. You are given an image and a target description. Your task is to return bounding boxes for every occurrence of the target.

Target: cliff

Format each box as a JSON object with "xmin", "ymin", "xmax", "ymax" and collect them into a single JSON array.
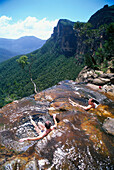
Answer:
[
  {"xmin": 88, "ymin": 5, "xmax": 114, "ymax": 28},
  {"xmin": 51, "ymin": 5, "xmax": 114, "ymax": 58},
  {"xmin": 52, "ymin": 19, "xmax": 77, "ymax": 56}
]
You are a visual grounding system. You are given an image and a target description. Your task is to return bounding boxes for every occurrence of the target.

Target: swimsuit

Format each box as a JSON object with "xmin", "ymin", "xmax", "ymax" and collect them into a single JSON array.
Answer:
[{"xmin": 94, "ymin": 103, "xmax": 99, "ymax": 108}]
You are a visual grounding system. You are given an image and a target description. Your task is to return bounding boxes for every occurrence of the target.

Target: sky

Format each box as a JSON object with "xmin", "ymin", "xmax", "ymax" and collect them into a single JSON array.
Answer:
[{"xmin": 0, "ymin": 0, "xmax": 113, "ymax": 40}]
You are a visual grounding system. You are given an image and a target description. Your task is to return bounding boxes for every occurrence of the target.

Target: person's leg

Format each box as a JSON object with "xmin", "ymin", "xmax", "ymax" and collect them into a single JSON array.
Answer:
[
  {"xmin": 30, "ymin": 119, "xmax": 41, "ymax": 134},
  {"xmin": 38, "ymin": 122, "xmax": 46, "ymax": 131}
]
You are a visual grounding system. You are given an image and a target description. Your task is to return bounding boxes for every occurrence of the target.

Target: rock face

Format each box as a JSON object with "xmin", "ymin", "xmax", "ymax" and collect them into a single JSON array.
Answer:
[
  {"xmin": 51, "ymin": 6, "xmax": 114, "ymax": 57},
  {"xmin": 103, "ymin": 117, "xmax": 114, "ymax": 135},
  {"xmin": 88, "ymin": 5, "xmax": 114, "ymax": 28},
  {"xmin": 52, "ymin": 19, "xmax": 77, "ymax": 56},
  {"xmin": 76, "ymin": 66, "xmax": 114, "ymax": 94},
  {"xmin": 76, "ymin": 66, "xmax": 114, "ymax": 84},
  {"xmin": 0, "ymin": 80, "xmax": 114, "ymax": 169}
]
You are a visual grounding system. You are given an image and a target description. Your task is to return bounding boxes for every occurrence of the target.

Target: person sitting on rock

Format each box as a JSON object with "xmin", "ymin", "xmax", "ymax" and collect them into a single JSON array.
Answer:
[
  {"xmin": 19, "ymin": 114, "xmax": 57, "ymax": 142},
  {"xmin": 69, "ymin": 98, "xmax": 99, "ymax": 111}
]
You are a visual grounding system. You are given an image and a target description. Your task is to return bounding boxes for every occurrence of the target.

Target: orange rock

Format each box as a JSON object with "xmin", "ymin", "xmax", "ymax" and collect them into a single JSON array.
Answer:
[
  {"xmin": 94, "ymin": 105, "xmax": 114, "ymax": 118},
  {"xmin": 81, "ymin": 119, "xmax": 109, "ymax": 155}
]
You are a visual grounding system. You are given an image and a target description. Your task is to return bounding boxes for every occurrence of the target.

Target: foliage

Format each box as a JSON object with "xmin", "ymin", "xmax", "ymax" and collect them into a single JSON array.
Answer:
[
  {"xmin": 95, "ymin": 48, "xmax": 105, "ymax": 64},
  {"xmin": 0, "ymin": 39, "xmax": 83, "ymax": 107},
  {"xmin": 16, "ymin": 55, "xmax": 29, "ymax": 69},
  {"xmin": 16, "ymin": 55, "xmax": 38, "ymax": 94},
  {"xmin": 74, "ymin": 20, "xmax": 114, "ymax": 70},
  {"xmin": 84, "ymin": 53, "xmax": 93, "ymax": 68},
  {"xmin": 94, "ymin": 23, "xmax": 114, "ymax": 70},
  {"xmin": 104, "ymin": 23, "xmax": 114, "ymax": 60}
]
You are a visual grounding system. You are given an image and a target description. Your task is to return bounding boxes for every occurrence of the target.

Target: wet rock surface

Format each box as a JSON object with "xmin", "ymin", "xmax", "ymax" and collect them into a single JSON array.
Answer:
[
  {"xmin": 102, "ymin": 117, "xmax": 114, "ymax": 135},
  {"xmin": 0, "ymin": 80, "xmax": 114, "ymax": 169}
]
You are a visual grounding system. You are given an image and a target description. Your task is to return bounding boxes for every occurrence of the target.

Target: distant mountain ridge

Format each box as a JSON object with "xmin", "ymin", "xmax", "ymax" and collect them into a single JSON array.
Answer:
[
  {"xmin": 0, "ymin": 47, "xmax": 17, "ymax": 63},
  {"xmin": 0, "ymin": 36, "xmax": 46, "ymax": 62}
]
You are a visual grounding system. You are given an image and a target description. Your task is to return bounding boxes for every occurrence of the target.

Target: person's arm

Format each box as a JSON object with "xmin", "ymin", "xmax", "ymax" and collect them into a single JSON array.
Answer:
[
  {"xmin": 30, "ymin": 117, "xmax": 41, "ymax": 134},
  {"xmin": 71, "ymin": 102, "xmax": 93, "ymax": 111},
  {"xmin": 80, "ymin": 105, "xmax": 92, "ymax": 110},
  {"xmin": 19, "ymin": 132, "xmax": 46, "ymax": 142},
  {"xmin": 51, "ymin": 114, "xmax": 57, "ymax": 130},
  {"xmin": 69, "ymin": 98, "xmax": 92, "ymax": 111}
]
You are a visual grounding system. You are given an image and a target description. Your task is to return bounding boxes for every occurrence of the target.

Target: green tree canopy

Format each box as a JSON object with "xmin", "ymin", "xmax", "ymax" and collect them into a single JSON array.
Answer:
[{"xmin": 16, "ymin": 55, "xmax": 29, "ymax": 69}]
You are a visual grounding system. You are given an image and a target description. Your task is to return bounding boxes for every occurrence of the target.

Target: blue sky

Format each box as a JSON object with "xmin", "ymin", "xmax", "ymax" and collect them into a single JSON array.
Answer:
[{"xmin": 0, "ymin": 0, "xmax": 113, "ymax": 39}]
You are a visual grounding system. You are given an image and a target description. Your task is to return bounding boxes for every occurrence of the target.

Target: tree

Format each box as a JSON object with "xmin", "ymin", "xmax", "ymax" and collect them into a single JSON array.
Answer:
[
  {"xmin": 104, "ymin": 23, "xmax": 114, "ymax": 60},
  {"xmin": 16, "ymin": 55, "xmax": 29, "ymax": 69},
  {"xmin": 17, "ymin": 55, "xmax": 38, "ymax": 94},
  {"xmin": 94, "ymin": 23, "xmax": 114, "ymax": 69},
  {"xmin": 95, "ymin": 48, "xmax": 105, "ymax": 64},
  {"xmin": 84, "ymin": 53, "xmax": 94, "ymax": 68}
]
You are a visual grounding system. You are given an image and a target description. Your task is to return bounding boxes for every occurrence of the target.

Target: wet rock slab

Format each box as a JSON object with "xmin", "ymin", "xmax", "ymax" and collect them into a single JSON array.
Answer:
[
  {"xmin": 0, "ymin": 80, "xmax": 114, "ymax": 169},
  {"xmin": 103, "ymin": 117, "xmax": 114, "ymax": 135}
]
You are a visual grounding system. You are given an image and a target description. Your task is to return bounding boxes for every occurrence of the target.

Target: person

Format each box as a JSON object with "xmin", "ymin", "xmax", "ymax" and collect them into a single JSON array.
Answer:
[
  {"xmin": 69, "ymin": 98, "xmax": 99, "ymax": 111},
  {"xmin": 19, "ymin": 114, "xmax": 57, "ymax": 142}
]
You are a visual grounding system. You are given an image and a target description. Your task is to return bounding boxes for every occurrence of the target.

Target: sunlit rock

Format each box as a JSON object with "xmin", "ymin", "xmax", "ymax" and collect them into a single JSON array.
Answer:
[
  {"xmin": 103, "ymin": 117, "xmax": 114, "ymax": 135},
  {"xmin": 0, "ymin": 80, "xmax": 114, "ymax": 169},
  {"xmin": 81, "ymin": 118, "xmax": 110, "ymax": 155},
  {"xmin": 92, "ymin": 78, "xmax": 110, "ymax": 85},
  {"xmin": 94, "ymin": 105, "xmax": 114, "ymax": 118}
]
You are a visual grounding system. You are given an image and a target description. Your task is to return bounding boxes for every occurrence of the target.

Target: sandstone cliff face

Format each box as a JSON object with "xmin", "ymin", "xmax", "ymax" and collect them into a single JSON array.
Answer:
[
  {"xmin": 51, "ymin": 5, "xmax": 114, "ymax": 58},
  {"xmin": 52, "ymin": 19, "xmax": 90, "ymax": 57},
  {"xmin": 52, "ymin": 19, "xmax": 77, "ymax": 56}
]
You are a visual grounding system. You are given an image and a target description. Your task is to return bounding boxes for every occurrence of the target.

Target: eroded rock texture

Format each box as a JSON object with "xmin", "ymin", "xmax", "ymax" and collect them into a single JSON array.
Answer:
[{"xmin": 0, "ymin": 80, "xmax": 114, "ymax": 169}]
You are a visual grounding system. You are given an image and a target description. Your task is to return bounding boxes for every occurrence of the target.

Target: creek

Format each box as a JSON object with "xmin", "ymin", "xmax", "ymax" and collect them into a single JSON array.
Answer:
[{"xmin": 0, "ymin": 80, "xmax": 114, "ymax": 169}]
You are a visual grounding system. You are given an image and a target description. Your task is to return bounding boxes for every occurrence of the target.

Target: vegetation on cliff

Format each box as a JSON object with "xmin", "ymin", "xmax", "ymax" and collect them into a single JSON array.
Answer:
[{"xmin": 73, "ymin": 22, "xmax": 114, "ymax": 71}]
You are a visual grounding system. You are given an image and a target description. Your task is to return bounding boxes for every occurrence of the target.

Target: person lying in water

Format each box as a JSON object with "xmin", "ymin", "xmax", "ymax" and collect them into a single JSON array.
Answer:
[
  {"xmin": 69, "ymin": 98, "xmax": 99, "ymax": 111},
  {"xmin": 19, "ymin": 114, "xmax": 57, "ymax": 142}
]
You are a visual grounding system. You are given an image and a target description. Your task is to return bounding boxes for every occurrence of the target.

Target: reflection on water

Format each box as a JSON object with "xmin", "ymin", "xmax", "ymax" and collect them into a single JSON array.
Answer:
[{"xmin": 0, "ymin": 80, "xmax": 114, "ymax": 169}]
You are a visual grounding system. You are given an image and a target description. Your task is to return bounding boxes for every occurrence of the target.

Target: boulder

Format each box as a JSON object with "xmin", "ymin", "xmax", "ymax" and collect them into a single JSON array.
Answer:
[
  {"xmin": 100, "ymin": 73, "xmax": 114, "ymax": 79},
  {"xmin": 110, "ymin": 77, "xmax": 114, "ymax": 84},
  {"xmin": 92, "ymin": 78, "xmax": 110, "ymax": 85},
  {"xmin": 102, "ymin": 117, "xmax": 114, "ymax": 135},
  {"xmin": 95, "ymin": 70, "xmax": 103, "ymax": 75},
  {"xmin": 100, "ymin": 74, "xmax": 110, "ymax": 78},
  {"xmin": 76, "ymin": 66, "xmax": 95, "ymax": 83},
  {"xmin": 76, "ymin": 67, "xmax": 114, "ymax": 86}
]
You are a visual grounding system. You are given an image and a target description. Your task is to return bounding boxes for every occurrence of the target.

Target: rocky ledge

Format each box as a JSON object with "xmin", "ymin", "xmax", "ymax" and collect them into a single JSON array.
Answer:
[
  {"xmin": 76, "ymin": 66, "xmax": 114, "ymax": 98},
  {"xmin": 0, "ymin": 80, "xmax": 114, "ymax": 169}
]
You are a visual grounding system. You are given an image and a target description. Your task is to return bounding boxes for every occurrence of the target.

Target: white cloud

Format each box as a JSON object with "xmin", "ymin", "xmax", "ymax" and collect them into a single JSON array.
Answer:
[
  {"xmin": 0, "ymin": 16, "xmax": 58, "ymax": 39},
  {"xmin": 0, "ymin": 16, "xmax": 12, "ymax": 26}
]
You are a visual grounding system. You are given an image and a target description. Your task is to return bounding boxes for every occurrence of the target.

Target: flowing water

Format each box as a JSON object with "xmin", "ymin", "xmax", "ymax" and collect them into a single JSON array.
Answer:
[{"xmin": 0, "ymin": 80, "xmax": 114, "ymax": 169}]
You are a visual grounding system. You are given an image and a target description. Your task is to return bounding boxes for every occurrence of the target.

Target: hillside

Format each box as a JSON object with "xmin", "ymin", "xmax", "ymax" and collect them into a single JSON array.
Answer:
[
  {"xmin": 0, "ymin": 36, "xmax": 46, "ymax": 62},
  {"xmin": 0, "ymin": 5, "xmax": 113, "ymax": 107},
  {"xmin": 88, "ymin": 5, "xmax": 114, "ymax": 28},
  {"xmin": 0, "ymin": 48, "xmax": 17, "ymax": 63},
  {"xmin": 0, "ymin": 32, "xmax": 83, "ymax": 107}
]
